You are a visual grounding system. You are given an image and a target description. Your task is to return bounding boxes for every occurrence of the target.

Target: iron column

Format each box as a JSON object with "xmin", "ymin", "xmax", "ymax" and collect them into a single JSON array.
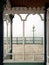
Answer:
[{"xmin": 9, "ymin": 14, "xmax": 14, "ymax": 59}]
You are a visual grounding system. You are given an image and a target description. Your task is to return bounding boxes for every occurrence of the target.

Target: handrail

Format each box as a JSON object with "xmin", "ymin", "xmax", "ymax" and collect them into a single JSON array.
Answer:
[{"xmin": 4, "ymin": 37, "xmax": 44, "ymax": 44}]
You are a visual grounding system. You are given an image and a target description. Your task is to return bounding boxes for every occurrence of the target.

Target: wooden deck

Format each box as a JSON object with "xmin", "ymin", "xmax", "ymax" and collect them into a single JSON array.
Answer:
[{"xmin": 4, "ymin": 44, "xmax": 44, "ymax": 62}]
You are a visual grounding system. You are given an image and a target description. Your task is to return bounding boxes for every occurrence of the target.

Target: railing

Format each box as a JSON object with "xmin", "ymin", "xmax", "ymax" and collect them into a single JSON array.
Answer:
[{"xmin": 4, "ymin": 37, "xmax": 44, "ymax": 44}]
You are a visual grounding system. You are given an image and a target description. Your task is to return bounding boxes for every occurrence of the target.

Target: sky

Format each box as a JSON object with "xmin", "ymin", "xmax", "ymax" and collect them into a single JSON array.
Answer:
[{"xmin": 4, "ymin": 14, "xmax": 44, "ymax": 37}]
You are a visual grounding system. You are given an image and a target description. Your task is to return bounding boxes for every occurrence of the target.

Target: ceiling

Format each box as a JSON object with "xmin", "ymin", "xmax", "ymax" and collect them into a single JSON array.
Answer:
[{"xmin": 9, "ymin": 0, "xmax": 49, "ymax": 8}]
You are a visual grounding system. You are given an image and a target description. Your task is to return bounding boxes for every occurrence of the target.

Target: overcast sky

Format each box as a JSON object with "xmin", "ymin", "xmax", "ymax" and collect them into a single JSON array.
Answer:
[{"xmin": 4, "ymin": 14, "xmax": 44, "ymax": 37}]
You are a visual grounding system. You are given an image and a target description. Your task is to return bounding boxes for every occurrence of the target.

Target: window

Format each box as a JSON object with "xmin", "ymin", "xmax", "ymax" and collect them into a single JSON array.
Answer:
[{"xmin": 3, "ymin": 13, "xmax": 44, "ymax": 62}]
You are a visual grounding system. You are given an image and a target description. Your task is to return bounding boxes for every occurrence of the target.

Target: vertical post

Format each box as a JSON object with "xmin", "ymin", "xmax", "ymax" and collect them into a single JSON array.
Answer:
[
  {"xmin": 10, "ymin": 21, "xmax": 11, "ymax": 50},
  {"xmin": 44, "ymin": 3, "xmax": 49, "ymax": 64},
  {"xmin": 10, "ymin": 19, "xmax": 12, "ymax": 59},
  {"xmin": 32, "ymin": 25, "xmax": 35, "ymax": 44},
  {"xmin": 16, "ymin": 37, "xmax": 18, "ymax": 44},
  {"xmin": 9, "ymin": 14, "xmax": 14, "ymax": 59},
  {"xmin": 23, "ymin": 21, "xmax": 25, "ymax": 60},
  {"xmin": 44, "ymin": 5, "xmax": 47, "ymax": 64},
  {"xmin": 0, "ymin": 0, "xmax": 6, "ymax": 64},
  {"xmin": 24, "ymin": 37, "xmax": 26, "ymax": 44},
  {"xmin": 0, "ymin": 7, "xmax": 3, "ymax": 64},
  {"xmin": 33, "ymin": 27, "xmax": 34, "ymax": 43},
  {"xmin": 6, "ymin": 20, "xmax": 9, "ymax": 52},
  {"xmin": 42, "ymin": 37, "xmax": 43, "ymax": 44}
]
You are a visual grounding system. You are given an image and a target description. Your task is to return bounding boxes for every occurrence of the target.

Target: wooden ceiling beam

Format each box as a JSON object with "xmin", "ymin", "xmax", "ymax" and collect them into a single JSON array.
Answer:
[{"xmin": 9, "ymin": 0, "xmax": 49, "ymax": 8}]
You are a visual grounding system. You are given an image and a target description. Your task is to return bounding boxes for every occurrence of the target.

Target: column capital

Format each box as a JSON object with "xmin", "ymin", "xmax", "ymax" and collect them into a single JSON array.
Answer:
[{"xmin": 9, "ymin": 14, "xmax": 14, "ymax": 22}]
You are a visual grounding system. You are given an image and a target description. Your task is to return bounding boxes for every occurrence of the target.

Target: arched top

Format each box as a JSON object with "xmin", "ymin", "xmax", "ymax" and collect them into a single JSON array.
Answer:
[
  {"xmin": 17, "ymin": 13, "xmax": 44, "ymax": 21},
  {"xmin": 18, "ymin": 14, "xmax": 29, "ymax": 21},
  {"xmin": 13, "ymin": 14, "xmax": 21, "ymax": 21},
  {"xmin": 3, "ymin": 13, "xmax": 44, "ymax": 23},
  {"xmin": 38, "ymin": 14, "xmax": 44, "ymax": 21}
]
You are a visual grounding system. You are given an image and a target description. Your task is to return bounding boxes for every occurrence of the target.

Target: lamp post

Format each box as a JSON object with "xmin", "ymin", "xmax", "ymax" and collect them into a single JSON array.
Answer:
[
  {"xmin": 9, "ymin": 14, "xmax": 14, "ymax": 59},
  {"xmin": 32, "ymin": 25, "xmax": 35, "ymax": 43}
]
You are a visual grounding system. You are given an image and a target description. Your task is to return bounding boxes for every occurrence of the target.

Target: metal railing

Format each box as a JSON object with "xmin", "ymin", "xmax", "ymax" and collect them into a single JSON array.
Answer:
[{"xmin": 4, "ymin": 37, "xmax": 44, "ymax": 44}]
